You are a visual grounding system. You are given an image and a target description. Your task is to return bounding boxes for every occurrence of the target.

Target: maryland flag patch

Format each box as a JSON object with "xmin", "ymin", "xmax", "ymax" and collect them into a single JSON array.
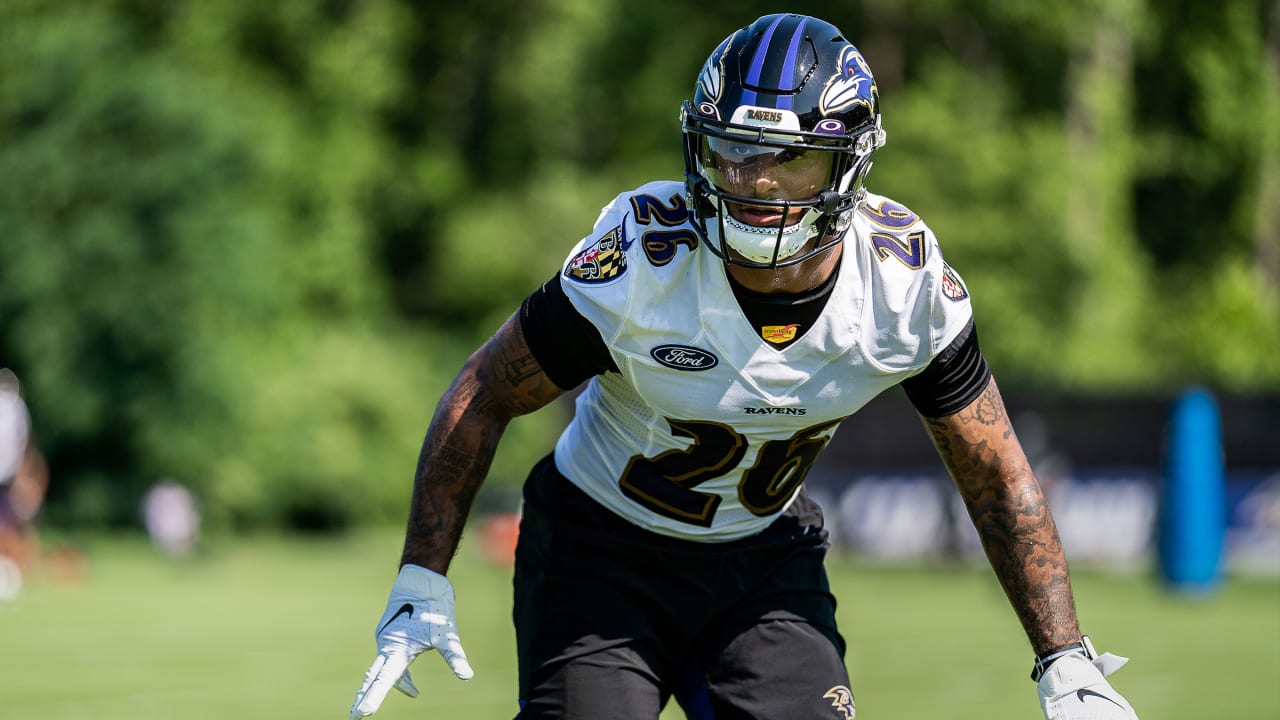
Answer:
[
  {"xmin": 565, "ymin": 226, "xmax": 628, "ymax": 285},
  {"xmin": 941, "ymin": 263, "xmax": 968, "ymax": 301}
]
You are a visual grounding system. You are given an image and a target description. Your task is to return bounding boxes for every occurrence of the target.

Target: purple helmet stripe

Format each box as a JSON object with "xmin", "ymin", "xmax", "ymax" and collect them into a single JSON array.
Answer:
[
  {"xmin": 776, "ymin": 17, "xmax": 808, "ymax": 111},
  {"xmin": 742, "ymin": 14, "xmax": 785, "ymax": 107}
]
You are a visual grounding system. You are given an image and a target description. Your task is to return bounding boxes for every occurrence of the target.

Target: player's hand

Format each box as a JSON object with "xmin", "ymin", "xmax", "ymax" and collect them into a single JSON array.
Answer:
[
  {"xmin": 349, "ymin": 564, "xmax": 474, "ymax": 719},
  {"xmin": 1038, "ymin": 651, "xmax": 1138, "ymax": 719}
]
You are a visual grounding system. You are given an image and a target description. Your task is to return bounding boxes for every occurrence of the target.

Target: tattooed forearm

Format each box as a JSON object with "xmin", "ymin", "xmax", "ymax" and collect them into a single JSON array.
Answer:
[
  {"xmin": 399, "ymin": 315, "xmax": 566, "ymax": 573},
  {"xmin": 400, "ymin": 432, "xmax": 496, "ymax": 573},
  {"xmin": 433, "ymin": 445, "xmax": 475, "ymax": 479},
  {"xmin": 922, "ymin": 378, "xmax": 1081, "ymax": 654}
]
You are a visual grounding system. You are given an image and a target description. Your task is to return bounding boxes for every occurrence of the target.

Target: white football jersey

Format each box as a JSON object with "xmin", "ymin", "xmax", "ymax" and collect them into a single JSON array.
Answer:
[{"xmin": 553, "ymin": 180, "xmax": 973, "ymax": 541}]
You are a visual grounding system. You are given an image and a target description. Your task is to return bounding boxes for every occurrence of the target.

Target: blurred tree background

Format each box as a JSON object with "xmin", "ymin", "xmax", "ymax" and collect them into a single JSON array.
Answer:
[{"xmin": 1, "ymin": 0, "xmax": 1276, "ymax": 531}]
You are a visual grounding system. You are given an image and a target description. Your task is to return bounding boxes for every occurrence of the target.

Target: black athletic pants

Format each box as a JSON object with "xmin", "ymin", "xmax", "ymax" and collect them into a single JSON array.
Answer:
[{"xmin": 513, "ymin": 454, "xmax": 855, "ymax": 720}]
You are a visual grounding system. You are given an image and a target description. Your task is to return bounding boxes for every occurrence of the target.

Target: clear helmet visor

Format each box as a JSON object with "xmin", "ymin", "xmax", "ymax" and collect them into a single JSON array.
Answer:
[{"xmin": 699, "ymin": 136, "xmax": 836, "ymax": 204}]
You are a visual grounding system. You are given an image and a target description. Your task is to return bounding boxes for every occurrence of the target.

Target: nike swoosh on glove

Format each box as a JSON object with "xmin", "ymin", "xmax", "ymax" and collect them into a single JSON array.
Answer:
[
  {"xmin": 1038, "ymin": 652, "xmax": 1139, "ymax": 719},
  {"xmin": 349, "ymin": 564, "xmax": 474, "ymax": 719}
]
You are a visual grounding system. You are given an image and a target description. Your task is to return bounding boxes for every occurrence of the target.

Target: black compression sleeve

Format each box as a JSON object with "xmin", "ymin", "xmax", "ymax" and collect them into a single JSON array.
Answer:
[
  {"xmin": 900, "ymin": 319, "xmax": 992, "ymax": 418},
  {"xmin": 518, "ymin": 273, "xmax": 619, "ymax": 391}
]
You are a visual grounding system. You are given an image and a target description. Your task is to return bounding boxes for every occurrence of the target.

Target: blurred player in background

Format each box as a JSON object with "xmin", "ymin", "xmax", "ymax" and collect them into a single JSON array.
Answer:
[
  {"xmin": 351, "ymin": 13, "xmax": 1140, "ymax": 720},
  {"xmin": 0, "ymin": 370, "xmax": 28, "ymax": 486},
  {"xmin": 141, "ymin": 479, "xmax": 201, "ymax": 558},
  {"xmin": 0, "ymin": 370, "xmax": 48, "ymax": 600}
]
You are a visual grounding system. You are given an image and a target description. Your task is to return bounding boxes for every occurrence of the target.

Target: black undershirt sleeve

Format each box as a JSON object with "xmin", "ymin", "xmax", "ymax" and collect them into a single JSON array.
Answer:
[
  {"xmin": 518, "ymin": 273, "xmax": 620, "ymax": 391},
  {"xmin": 900, "ymin": 319, "xmax": 993, "ymax": 418}
]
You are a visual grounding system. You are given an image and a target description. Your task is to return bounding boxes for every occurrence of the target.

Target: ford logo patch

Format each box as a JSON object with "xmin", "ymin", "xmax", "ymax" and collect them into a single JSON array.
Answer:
[{"xmin": 650, "ymin": 344, "xmax": 718, "ymax": 371}]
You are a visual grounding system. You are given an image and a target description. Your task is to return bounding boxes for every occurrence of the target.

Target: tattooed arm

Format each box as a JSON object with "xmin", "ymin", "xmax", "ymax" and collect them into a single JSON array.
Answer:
[
  {"xmin": 921, "ymin": 375, "xmax": 1081, "ymax": 655},
  {"xmin": 399, "ymin": 314, "xmax": 565, "ymax": 574}
]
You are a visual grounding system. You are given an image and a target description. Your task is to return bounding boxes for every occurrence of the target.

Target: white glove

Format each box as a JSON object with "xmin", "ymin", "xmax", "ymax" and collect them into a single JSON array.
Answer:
[
  {"xmin": 349, "ymin": 564, "xmax": 474, "ymax": 719},
  {"xmin": 1038, "ymin": 651, "xmax": 1138, "ymax": 719}
]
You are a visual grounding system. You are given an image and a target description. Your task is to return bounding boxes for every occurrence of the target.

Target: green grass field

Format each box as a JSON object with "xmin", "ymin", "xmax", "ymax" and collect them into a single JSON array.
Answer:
[{"xmin": 2, "ymin": 527, "xmax": 1277, "ymax": 719}]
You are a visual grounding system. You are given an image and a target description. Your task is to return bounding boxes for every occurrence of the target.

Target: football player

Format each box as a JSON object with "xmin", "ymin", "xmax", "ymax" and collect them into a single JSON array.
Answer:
[{"xmin": 351, "ymin": 13, "xmax": 1140, "ymax": 720}]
